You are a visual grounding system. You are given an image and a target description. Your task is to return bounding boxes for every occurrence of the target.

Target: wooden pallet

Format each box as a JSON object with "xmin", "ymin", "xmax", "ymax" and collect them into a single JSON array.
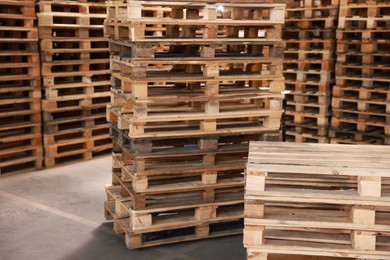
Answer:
[
  {"xmin": 339, "ymin": 1, "xmax": 390, "ymax": 29},
  {"xmin": 43, "ymin": 80, "xmax": 110, "ymax": 99},
  {"xmin": 0, "ymin": 25, "xmax": 38, "ymax": 41},
  {"xmin": 286, "ymin": 92, "xmax": 331, "ymax": 105},
  {"xmin": 115, "ymin": 150, "xmax": 246, "ymax": 193},
  {"xmin": 41, "ymin": 93, "xmax": 110, "ymax": 111},
  {"xmin": 44, "ymin": 128, "xmax": 111, "ymax": 168},
  {"xmin": 0, "ymin": 145, "xmax": 43, "ymax": 175},
  {"xmin": 330, "ymin": 117, "xmax": 387, "ymax": 134},
  {"xmin": 43, "ymin": 125, "xmax": 109, "ymax": 145},
  {"xmin": 112, "ymin": 169, "xmax": 244, "ymax": 210},
  {"xmin": 110, "ymin": 105, "xmax": 282, "ymax": 139},
  {"xmin": 285, "ymin": 80, "xmax": 333, "ymax": 94},
  {"xmin": 332, "ymin": 110, "xmax": 389, "ymax": 129},
  {"xmin": 333, "ymin": 85, "xmax": 390, "ymax": 100},
  {"xmin": 105, "ymin": 199, "xmax": 243, "ymax": 249},
  {"xmin": 336, "ymin": 28, "xmax": 390, "ymax": 41},
  {"xmin": 285, "ymin": 5, "xmax": 338, "ymax": 20},
  {"xmin": 332, "ymin": 97, "xmax": 389, "ymax": 114},
  {"xmin": 41, "ymin": 59, "xmax": 109, "ymax": 76},
  {"xmin": 37, "ymin": 1, "xmax": 106, "ymax": 28},
  {"xmin": 38, "ymin": 13, "xmax": 105, "ymax": 28},
  {"xmin": 0, "ymin": 4, "xmax": 36, "ymax": 30},
  {"xmin": 42, "ymin": 71, "xmax": 110, "ymax": 88},
  {"xmin": 337, "ymin": 51, "xmax": 390, "ymax": 65},
  {"xmin": 43, "ymin": 111, "xmax": 107, "ymax": 135},
  {"xmin": 329, "ymin": 128, "xmax": 387, "ymax": 145},
  {"xmin": 110, "ymin": 71, "xmax": 285, "ymax": 103},
  {"xmin": 337, "ymin": 39, "xmax": 390, "ymax": 53},
  {"xmin": 282, "ymin": 49, "xmax": 333, "ymax": 61},
  {"xmin": 283, "ymin": 59, "xmax": 334, "ymax": 72},
  {"xmin": 331, "ymin": 116, "xmax": 390, "ymax": 136},
  {"xmin": 44, "ymin": 131, "xmax": 110, "ymax": 158},
  {"xmin": 105, "ymin": 1, "xmax": 285, "ymax": 23},
  {"xmin": 104, "ymin": 20, "xmax": 283, "ymax": 42},
  {"xmin": 109, "ymin": 123, "xmax": 281, "ymax": 193},
  {"xmin": 285, "ymin": 102, "xmax": 329, "ymax": 116},
  {"xmin": 283, "ymin": 0, "xmax": 337, "ymax": 144},
  {"xmin": 285, "ymin": 39, "xmax": 335, "ymax": 51},
  {"xmin": 335, "ymin": 62, "xmax": 389, "ymax": 79},
  {"xmin": 40, "ymin": 38, "xmax": 108, "ymax": 62},
  {"xmin": 285, "ymin": 131, "xmax": 329, "ymax": 143},
  {"xmin": 0, "ymin": 52, "xmax": 40, "ymax": 80},
  {"xmin": 112, "ymin": 92, "xmax": 284, "ymax": 125},
  {"xmin": 104, "ymin": 0, "xmax": 286, "ymax": 249},
  {"xmin": 286, "ymin": 0, "xmax": 340, "ymax": 8},
  {"xmin": 284, "ymin": 70, "xmax": 332, "ymax": 84},
  {"xmin": 0, "ymin": 98, "xmax": 41, "ymax": 119},
  {"xmin": 0, "ymin": 122, "xmax": 42, "ymax": 175},
  {"xmin": 283, "ymin": 29, "xmax": 335, "ymax": 41},
  {"xmin": 105, "ymin": 184, "xmax": 244, "ymax": 238},
  {"xmin": 109, "ymin": 38, "xmax": 285, "ymax": 59},
  {"xmin": 38, "ymin": 26, "xmax": 105, "ymax": 39},
  {"xmin": 244, "ymin": 141, "xmax": 390, "ymax": 259},
  {"xmin": 285, "ymin": 123, "xmax": 328, "ymax": 137},
  {"xmin": 0, "ymin": 42, "xmax": 38, "ymax": 56},
  {"xmin": 284, "ymin": 112, "xmax": 330, "ymax": 127},
  {"xmin": 111, "ymin": 56, "xmax": 283, "ymax": 80},
  {"xmin": 336, "ymin": 75, "xmax": 390, "ymax": 89},
  {"xmin": 285, "ymin": 17, "xmax": 337, "ymax": 29},
  {"xmin": 110, "ymin": 122, "xmax": 281, "ymax": 152},
  {"xmin": 0, "ymin": 0, "xmax": 42, "ymax": 174}
]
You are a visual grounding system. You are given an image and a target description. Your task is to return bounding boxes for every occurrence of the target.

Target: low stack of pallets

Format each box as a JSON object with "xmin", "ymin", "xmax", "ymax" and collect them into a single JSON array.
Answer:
[
  {"xmin": 104, "ymin": 0, "xmax": 286, "ymax": 248},
  {"xmin": 244, "ymin": 141, "xmax": 390, "ymax": 259},
  {"xmin": 37, "ymin": 0, "xmax": 112, "ymax": 167},
  {"xmin": 0, "ymin": 0, "xmax": 43, "ymax": 174},
  {"xmin": 330, "ymin": 0, "xmax": 390, "ymax": 145},
  {"xmin": 283, "ymin": 0, "xmax": 339, "ymax": 143}
]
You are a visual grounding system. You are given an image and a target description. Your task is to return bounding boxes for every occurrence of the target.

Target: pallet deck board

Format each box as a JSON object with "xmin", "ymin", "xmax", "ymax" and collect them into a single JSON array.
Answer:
[{"xmin": 244, "ymin": 141, "xmax": 390, "ymax": 259}]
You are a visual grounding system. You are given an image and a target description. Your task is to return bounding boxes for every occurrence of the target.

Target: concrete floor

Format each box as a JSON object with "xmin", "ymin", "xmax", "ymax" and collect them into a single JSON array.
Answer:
[{"xmin": 0, "ymin": 156, "xmax": 245, "ymax": 260}]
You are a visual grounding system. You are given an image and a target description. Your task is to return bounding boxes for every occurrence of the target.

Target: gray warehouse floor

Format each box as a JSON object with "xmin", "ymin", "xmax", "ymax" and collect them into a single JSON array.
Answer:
[{"xmin": 0, "ymin": 156, "xmax": 245, "ymax": 260}]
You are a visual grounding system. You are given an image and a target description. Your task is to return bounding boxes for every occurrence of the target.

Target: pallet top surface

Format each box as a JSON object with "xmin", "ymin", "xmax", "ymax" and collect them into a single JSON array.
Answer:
[{"xmin": 247, "ymin": 141, "xmax": 390, "ymax": 175}]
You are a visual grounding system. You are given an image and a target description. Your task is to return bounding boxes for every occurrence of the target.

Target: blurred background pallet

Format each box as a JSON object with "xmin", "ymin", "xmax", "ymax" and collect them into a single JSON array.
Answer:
[
  {"xmin": 331, "ymin": 0, "xmax": 390, "ymax": 145},
  {"xmin": 0, "ymin": 0, "xmax": 42, "ymax": 175},
  {"xmin": 283, "ymin": 0, "xmax": 339, "ymax": 143},
  {"xmin": 37, "ymin": 0, "xmax": 111, "ymax": 168}
]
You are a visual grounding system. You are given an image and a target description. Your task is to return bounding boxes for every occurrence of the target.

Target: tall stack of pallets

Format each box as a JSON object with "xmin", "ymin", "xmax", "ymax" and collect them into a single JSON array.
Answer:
[
  {"xmin": 0, "ymin": 0, "xmax": 43, "ymax": 174},
  {"xmin": 244, "ymin": 141, "xmax": 390, "ymax": 259},
  {"xmin": 104, "ymin": 0, "xmax": 286, "ymax": 248},
  {"xmin": 283, "ymin": 0, "xmax": 339, "ymax": 143},
  {"xmin": 330, "ymin": 0, "xmax": 390, "ymax": 145},
  {"xmin": 37, "ymin": 0, "xmax": 112, "ymax": 167}
]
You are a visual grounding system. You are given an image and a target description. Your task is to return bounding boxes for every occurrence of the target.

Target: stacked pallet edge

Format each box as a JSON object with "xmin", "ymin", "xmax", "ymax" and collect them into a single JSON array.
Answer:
[
  {"xmin": 0, "ymin": 0, "xmax": 43, "ymax": 174},
  {"xmin": 104, "ymin": 0, "xmax": 286, "ymax": 248},
  {"xmin": 244, "ymin": 141, "xmax": 390, "ymax": 259},
  {"xmin": 37, "ymin": 0, "xmax": 112, "ymax": 168},
  {"xmin": 330, "ymin": 0, "xmax": 390, "ymax": 145},
  {"xmin": 283, "ymin": 0, "xmax": 339, "ymax": 143}
]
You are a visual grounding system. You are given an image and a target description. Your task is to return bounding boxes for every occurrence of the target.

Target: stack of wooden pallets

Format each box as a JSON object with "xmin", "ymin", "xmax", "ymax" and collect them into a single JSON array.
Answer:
[
  {"xmin": 0, "ymin": 0, "xmax": 43, "ymax": 174},
  {"xmin": 104, "ymin": 0, "xmax": 286, "ymax": 248},
  {"xmin": 37, "ymin": 0, "xmax": 112, "ymax": 167},
  {"xmin": 244, "ymin": 141, "xmax": 390, "ymax": 259},
  {"xmin": 283, "ymin": 0, "xmax": 339, "ymax": 143},
  {"xmin": 330, "ymin": 0, "xmax": 390, "ymax": 145}
]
